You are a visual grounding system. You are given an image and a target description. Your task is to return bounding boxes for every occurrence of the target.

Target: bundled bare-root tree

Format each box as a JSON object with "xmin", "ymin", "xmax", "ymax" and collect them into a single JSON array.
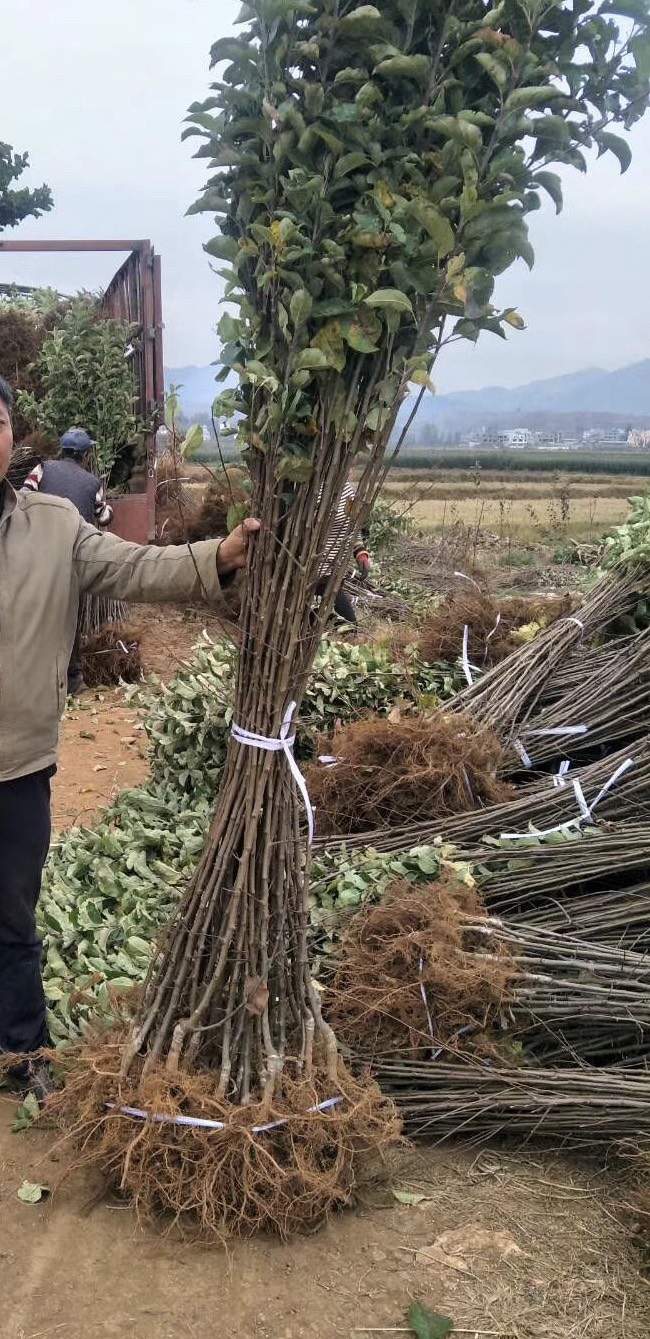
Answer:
[{"xmin": 55, "ymin": 0, "xmax": 650, "ymax": 1235}]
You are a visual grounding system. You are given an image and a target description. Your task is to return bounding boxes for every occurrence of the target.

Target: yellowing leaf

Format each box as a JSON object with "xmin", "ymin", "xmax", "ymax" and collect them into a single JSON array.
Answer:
[
  {"xmin": 503, "ymin": 308, "xmax": 526, "ymax": 330},
  {"xmin": 375, "ymin": 179, "xmax": 395, "ymax": 209}
]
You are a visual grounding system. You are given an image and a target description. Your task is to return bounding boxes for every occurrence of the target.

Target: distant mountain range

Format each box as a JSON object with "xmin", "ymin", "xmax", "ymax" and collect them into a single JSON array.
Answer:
[{"xmin": 165, "ymin": 359, "xmax": 650, "ymax": 435}]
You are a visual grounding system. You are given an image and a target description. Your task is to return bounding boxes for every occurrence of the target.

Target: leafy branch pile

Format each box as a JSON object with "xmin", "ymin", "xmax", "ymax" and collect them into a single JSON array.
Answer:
[
  {"xmin": 144, "ymin": 634, "xmax": 459, "ymax": 805},
  {"xmin": 604, "ymin": 495, "xmax": 650, "ymax": 573},
  {"xmin": 17, "ymin": 298, "xmax": 144, "ymax": 486}
]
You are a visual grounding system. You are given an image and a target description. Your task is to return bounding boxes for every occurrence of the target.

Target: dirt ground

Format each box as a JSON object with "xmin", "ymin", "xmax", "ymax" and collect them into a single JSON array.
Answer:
[{"xmin": 1, "ymin": 1091, "xmax": 648, "ymax": 1339}]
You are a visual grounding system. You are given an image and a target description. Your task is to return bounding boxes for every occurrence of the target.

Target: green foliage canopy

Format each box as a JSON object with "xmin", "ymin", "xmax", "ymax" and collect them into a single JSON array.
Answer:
[
  {"xmin": 185, "ymin": 0, "xmax": 650, "ymax": 485},
  {"xmin": 17, "ymin": 299, "xmax": 144, "ymax": 483},
  {"xmin": 0, "ymin": 141, "xmax": 53, "ymax": 231}
]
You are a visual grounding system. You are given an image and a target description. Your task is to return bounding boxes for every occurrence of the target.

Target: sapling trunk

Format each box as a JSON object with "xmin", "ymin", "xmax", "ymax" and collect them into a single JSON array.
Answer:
[{"xmin": 122, "ymin": 395, "xmax": 399, "ymax": 1097}]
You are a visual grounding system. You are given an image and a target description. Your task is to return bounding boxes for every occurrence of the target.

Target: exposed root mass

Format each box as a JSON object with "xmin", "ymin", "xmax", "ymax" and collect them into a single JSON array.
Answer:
[
  {"xmin": 48, "ymin": 1044, "xmax": 400, "ymax": 1240},
  {"xmin": 327, "ymin": 879, "xmax": 515, "ymax": 1058}
]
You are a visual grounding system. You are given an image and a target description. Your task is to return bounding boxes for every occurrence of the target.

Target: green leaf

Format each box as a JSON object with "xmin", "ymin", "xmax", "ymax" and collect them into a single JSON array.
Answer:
[
  {"xmin": 597, "ymin": 131, "xmax": 632, "ymax": 173},
  {"xmin": 533, "ymin": 170, "xmax": 563, "ymax": 214},
  {"xmin": 505, "ymin": 86, "xmax": 555, "ymax": 113},
  {"xmin": 364, "ymin": 289, "xmax": 414, "ymax": 316},
  {"xmin": 409, "ymin": 368, "xmax": 435, "ymax": 391},
  {"xmin": 502, "ymin": 308, "xmax": 525, "ymax": 329},
  {"xmin": 12, "ymin": 1091, "xmax": 41, "ymax": 1133},
  {"xmin": 218, "ymin": 311, "xmax": 240, "ymax": 343},
  {"xmin": 227, "ymin": 502, "xmax": 251, "ymax": 532},
  {"xmin": 414, "ymin": 847, "xmax": 439, "ymax": 875},
  {"xmin": 475, "ymin": 51, "xmax": 508, "ymax": 89},
  {"xmin": 17, "ymin": 1180, "xmax": 49, "ymax": 1204},
  {"xmin": 374, "ymin": 54, "xmax": 431, "ymax": 82},
  {"xmin": 277, "ymin": 456, "xmax": 314, "ymax": 482},
  {"xmin": 290, "ymin": 289, "xmax": 313, "ymax": 328},
  {"xmin": 333, "ymin": 152, "xmax": 369, "ymax": 179},
  {"xmin": 342, "ymin": 308, "xmax": 382, "ymax": 353},
  {"xmin": 392, "ymin": 1188, "xmax": 426, "ymax": 1205},
  {"xmin": 180, "ymin": 424, "xmax": 205, "ymax": 459},
  {"xmin": 632, "ymin": 36, "xmax": 650, "ymax": 81},
  {"xmin": 410, "ymin": 204, "xmax": 455, "ymax": 257},
  {"xmin": 203, "ymin": 236, "xmax": 239, "ymax": 262},
  {"xmin": 338, "ymin": 5, "xmax": 382, "ymax": 27},
  {"xmin": 407, "ymin": 1301, "xmax": 453, "ymax": 1339},
  {"xmin": 209, "ymin": 36, "xmax": 251, "ymax": 66},
  {"xmin": 311, "ymin": 320, "xmax": 346, "ymax": 371},
  {"xmin": 296, "ymin": 347, "xmax": 329, "ymax": 370}
]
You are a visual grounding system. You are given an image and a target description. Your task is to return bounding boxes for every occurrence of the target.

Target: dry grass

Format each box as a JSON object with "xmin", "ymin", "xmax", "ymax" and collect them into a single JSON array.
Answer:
[
  {"xmin": 378, "ymin": 467, "xmax": 641, "ymax": 544},
  {"xmin": 383, "ymin": 468, "xmax": 648, "ymax": 499},
  {"xmin": 399, "ymin": 495, "xmax": 628, "ymax": 540}
]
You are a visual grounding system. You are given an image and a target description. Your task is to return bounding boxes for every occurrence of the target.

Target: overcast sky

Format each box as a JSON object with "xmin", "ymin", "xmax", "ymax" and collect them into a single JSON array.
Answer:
[{"xmin": 3, "ymin": 0, "xmax": 649, "ymax": 394}]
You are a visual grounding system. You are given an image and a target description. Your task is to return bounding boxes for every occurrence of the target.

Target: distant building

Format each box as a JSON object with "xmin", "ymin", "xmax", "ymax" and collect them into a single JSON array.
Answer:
[
  {"xmin": 496, "ymin": 428, "xmax": 534, "ymax": 448},
  {"xmin": 628, "ymin": 429, "xmax": 650, "ymax": 449},
  {"xmin": 534, "ymin": 430, "xmax": 564, "ymax": 446}
]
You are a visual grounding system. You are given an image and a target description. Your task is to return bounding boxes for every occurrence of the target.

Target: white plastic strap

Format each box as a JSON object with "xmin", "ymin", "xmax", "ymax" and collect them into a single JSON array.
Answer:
[
  {"xmin": 500, "ymin": 757, "xmax": 633, "ymax": 841},
  {"xmin": 589, "ymin": 757, "xmax": 634, "ymax": 814},
  {"xmin": 232, "ymin": 702, "xmax": 315, "ymax": 844},
  {"xmin": 526, "ymin": 725, "xmax": 588, "ymax": 739},
  {"xmin": 462, "ymin": 625, "xmax": 473, "ymax": 686},
  {"xmin": 318, "ymin": 755, "xmax": 338, "ymax": 767},
  {"xmin": 485, "ymin": 612, "xmax": 501, "ymax": 646},
  {"xmin": 572, "ymin": 776, "xmax": 591, "ymax": 822},
  {"xmin": 553, "ymin": 760, "xmax": 571, "ymax": 788},
  {"xmin": 564, "ymin": 617, "xmax": 584, "ymax": 632},
  {"xmin": 516, "ymin": 725, "xmax": 589, "ymax": 772},
  {"xmin": 106, "ymin": 1095, "xmax": 343, "ymax": 1133},
  {"xmin": 514, "ymin": 739, "xmax": 533, "ymax": 770},
  {"xmin": 419, "ymin": 955, "xmax": 437, "ymax": 1060},
  {"xmin": 454, "ymin": 571, "xmax": 481, "ymax": 591}
]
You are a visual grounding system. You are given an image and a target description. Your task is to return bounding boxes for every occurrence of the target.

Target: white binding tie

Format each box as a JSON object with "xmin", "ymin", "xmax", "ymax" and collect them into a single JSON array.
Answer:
[{"xmin": 231, "ymin": 702, "xmax": 315, "ymax": 844}]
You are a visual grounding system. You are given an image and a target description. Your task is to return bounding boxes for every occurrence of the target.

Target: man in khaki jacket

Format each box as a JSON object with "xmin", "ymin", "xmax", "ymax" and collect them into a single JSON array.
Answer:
[{"xmin": 0, "ymin": 377, "xmax": 259, "ymax": 1098}]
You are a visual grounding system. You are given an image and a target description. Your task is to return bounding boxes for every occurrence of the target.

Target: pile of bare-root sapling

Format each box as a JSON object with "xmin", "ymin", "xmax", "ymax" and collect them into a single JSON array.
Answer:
[{"xmin": 52, "ymin": 0, "xmax": 650, "ymax": 1237}]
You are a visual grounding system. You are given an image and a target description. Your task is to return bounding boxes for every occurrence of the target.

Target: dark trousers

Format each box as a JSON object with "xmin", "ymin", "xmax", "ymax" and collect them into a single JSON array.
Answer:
[
  {"xmin": 67, "ymin": 626, "xmax": 83, "ymax": 688},
  {"xmin": 0, "ymin": 768, "xmax": 52, "ymax": 1055},
  {"xmin": 314, "ymin": 578, "xmax": 357, "ymax": 626}
]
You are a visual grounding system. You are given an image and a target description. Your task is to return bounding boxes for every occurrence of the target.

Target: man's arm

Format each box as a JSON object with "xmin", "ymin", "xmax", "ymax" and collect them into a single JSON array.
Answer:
[
  {"xmin": 72, "ymin": 514, "xmax": 260, "ymax": 604},
  {"xmin": 73, "ymin": 520, "xmax": 225, "ymax": 605}
]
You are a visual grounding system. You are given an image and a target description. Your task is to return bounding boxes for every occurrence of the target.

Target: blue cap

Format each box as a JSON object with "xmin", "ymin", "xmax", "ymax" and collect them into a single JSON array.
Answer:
[{"xmin": 60, "ymin": 428, "xmax": 96, "ymax": 454}]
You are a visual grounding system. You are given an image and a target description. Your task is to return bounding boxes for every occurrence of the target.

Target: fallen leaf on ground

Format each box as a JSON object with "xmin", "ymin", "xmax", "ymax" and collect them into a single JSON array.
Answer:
[
  {"xmin": 17, "ymin": 1180, "xmax": 49, "ymax": 1204},
  {"xmin": 407, "ymin": 1299, "xmax": 453, "ymax": 1339},
  {"xmin": 392, "ymin": 1188, "xmax": 427, "ymax": 1206}
]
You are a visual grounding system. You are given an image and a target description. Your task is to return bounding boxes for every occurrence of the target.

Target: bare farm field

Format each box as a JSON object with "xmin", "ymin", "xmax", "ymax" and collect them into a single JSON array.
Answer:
[{"xmin": 382, "ymin": 467, "xmax": 650, "ymax": 545}]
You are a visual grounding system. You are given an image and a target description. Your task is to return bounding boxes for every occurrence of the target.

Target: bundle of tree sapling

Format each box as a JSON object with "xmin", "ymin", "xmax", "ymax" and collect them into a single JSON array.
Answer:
[{"xmin": 53, "ymin": 0, "xmax": 650, "ymax": 1238}]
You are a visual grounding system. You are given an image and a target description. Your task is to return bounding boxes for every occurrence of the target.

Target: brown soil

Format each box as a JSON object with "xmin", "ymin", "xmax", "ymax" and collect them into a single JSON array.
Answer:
[{"xmin": 1, "ymin": 1093, "xmax": 647, "ymax": 1339}]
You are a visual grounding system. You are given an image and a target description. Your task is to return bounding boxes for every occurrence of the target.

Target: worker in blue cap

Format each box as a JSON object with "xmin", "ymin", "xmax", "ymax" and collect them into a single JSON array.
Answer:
[{"xmin": 24, "ymin": 429, "xmax": 114, "ymax": 694}]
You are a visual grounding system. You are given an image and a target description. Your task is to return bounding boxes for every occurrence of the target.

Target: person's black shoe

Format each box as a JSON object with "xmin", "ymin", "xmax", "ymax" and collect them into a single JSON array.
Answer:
[
  {"xmin": 67, "ymin": 673, "xmax": 87, "ymax": 697},
  {"xmin": 4, "ymin": 1060, "xmax": 58, "ymax": 1108}
]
